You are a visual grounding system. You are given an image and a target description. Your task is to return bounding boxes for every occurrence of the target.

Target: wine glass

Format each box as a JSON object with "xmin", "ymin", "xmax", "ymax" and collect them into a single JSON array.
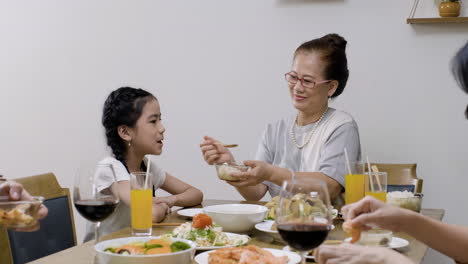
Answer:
[
  {"xmin": 276, "ymin": 178, "xmax": 333, "ymax": 264},
  {"xmin": 73, "ymin": 163, "xmax": 119, "ymax": 243}
]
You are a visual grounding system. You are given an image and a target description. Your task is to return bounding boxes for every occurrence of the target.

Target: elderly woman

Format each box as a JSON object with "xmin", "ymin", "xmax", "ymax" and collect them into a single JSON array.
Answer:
[
  {"xmin": 200, "ymin": 33, "xmax": 361, "ymax": 202},
  {"xmin": 314, "ymin": 41, "xmax": 468, "ymax": 264}
]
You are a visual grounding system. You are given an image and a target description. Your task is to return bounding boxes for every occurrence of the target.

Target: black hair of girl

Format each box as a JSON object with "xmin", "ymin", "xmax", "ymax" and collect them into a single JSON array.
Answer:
[
  {"xmin": 102, "ymin": 87, "xmax": 156, "ymax": 166},
  {"xmin": 451, "ymin": 41, "xmax": 468, "ymax": 119},
  {"xmin": 294, "ymin": 33, "xmax": 349, "ymax": 98}
]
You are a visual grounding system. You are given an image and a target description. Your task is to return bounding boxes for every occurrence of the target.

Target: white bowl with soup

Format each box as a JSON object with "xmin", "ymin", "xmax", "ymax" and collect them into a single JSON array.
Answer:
[{"xmin": 203, "ymin": 204, "xmax": 268, "ymax": 233}]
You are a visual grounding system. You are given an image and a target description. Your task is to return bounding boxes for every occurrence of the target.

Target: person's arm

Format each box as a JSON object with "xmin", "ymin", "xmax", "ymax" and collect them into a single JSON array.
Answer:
[
  {"xmin": 156, "ymin": 174, "xmax": 203, "ymax": 207},
  {"xmin": 229, "ymin": 161, "xmax": 343, "ymax": 200},
  {"xmin": 344, "ymin": 196, "xmax": 468, "ymax": 263},
  {"xmin": 227, "ymin": 182, "xmax": 268, "ymax": 201},
  {"xmin": 315, "ymin": 243, "xmax": 414, "ymax": 264},
  {"xmin": 402, "ymin": 212, "xmax": 468, "ymax": 263}
]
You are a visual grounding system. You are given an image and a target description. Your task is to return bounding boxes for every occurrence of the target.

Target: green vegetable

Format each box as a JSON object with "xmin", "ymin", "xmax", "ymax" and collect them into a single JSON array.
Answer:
[
  {"xmin": 170, "ymin": 241, "xmax": 191, "ymax": 252},
  {"xmin": 145, "ymin": 243, "xmax": 163, "ymax": 250},
  {"xmin": 265, "ymin": 216, "xmax": 274, "ymax": 220},
  {"xmin": 104, "ymin": 247, "xmax": 116, "ymax": 253}
]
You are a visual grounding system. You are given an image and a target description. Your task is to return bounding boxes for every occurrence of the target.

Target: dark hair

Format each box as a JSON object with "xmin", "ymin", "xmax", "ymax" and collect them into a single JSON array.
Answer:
[
  {"xmin": 452, "ymin": 41, "xmax": 468, "ymax": 118},
  {"xmin": 294, "ymin": 33, "xmax": 349, "ymax": 98},
  {"xmin": 102, "ymin": 87, "xmax": 156, "ymax": 164}
]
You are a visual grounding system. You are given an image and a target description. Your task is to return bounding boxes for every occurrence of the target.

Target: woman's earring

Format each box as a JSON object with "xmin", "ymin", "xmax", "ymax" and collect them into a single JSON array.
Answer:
[{"xmin": 128, "ymin": 140, "xmax": 132, "ymax": 147}]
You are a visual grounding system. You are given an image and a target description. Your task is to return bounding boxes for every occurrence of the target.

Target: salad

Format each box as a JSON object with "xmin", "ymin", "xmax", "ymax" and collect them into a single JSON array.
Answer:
[{"xmin": 163, "ymin": 213, "xmax": 249, "ymax": 247}]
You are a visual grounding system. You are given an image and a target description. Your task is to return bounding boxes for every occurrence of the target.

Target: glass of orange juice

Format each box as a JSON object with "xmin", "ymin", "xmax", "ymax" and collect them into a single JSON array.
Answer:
[
  {"xmin": 130, "ymin": 172, "xmax": 153, "ymax": 236},
  {"xmin": 364, "ymin": 172, "xmax": 387, "ymax": 202},
  {"xmin": 345, "ymin": 161, "xmax": 365, "ymax": 205}
]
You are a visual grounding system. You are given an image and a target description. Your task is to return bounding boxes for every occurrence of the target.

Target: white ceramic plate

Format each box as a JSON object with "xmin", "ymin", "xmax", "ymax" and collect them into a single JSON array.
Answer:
[
  {"xmin": 194, "ymin": 247, "xmax": 301, "ymax": 264},
  {"xmin": 344, "ymin": 237, "xmax": 410, "ymax": 249},
  {"xmin": 282, "ymin": 246, "xmax": 315, "ymax": 260},
  {"xmin": 177, "ymin": 208, "xmax": 204, "ymax": 218},
  {"xmin": 255, "ymin": 220, "xmax": 335, "ymax": 233},
  {"xmin": 195, "ymin": 232, "xmax": 250, "ymax": 251}
]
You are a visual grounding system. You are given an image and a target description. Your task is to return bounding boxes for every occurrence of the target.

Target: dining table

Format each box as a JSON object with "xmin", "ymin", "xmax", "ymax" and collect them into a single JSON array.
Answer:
[{"xmin": 28, "ymin": 199, "xmax": 445, "ymax": 264}]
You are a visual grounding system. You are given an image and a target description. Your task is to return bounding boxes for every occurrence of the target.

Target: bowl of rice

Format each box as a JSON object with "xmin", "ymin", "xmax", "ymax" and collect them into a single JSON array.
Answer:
[{"xmin": 386, "ymin": 191, "xmax": 423, "ymax": 212}]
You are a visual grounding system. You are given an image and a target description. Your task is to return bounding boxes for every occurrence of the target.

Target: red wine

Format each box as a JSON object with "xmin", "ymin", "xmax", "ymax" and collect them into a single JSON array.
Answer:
[
  {"xmin": 75, "ymin": 199, "xmax": 118, "ymax": 222},
  {"xmin": 277, "ymin": 223, "xmax": 330, "ymax": 251}
]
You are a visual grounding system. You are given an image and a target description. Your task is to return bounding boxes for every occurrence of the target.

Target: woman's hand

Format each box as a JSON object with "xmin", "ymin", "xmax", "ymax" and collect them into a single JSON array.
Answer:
[
  {"xmin": 315, "ymin": 243, "xmax": 414, "ymax": 264},
  {"xmin": 342, "ymin": 196, "xmax": 414, "ymax": 232},
  {"xmin": 199, "ymin": 136, "xmax": 233, "ymax": 165},
  {"xmin": 227, "ymin": 160, "xmax": 273, "ymax": 187},
  {"xmin": 0, "ymin": 181, "xmax": 48, "ymax": 232}
]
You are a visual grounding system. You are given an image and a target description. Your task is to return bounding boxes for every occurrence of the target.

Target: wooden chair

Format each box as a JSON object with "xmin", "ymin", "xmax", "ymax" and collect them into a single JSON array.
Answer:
[
  {"xmin": 369, "ymin": 163, "xmax": 423, "ymax": 193},
  {"xmin": 0, "ymin": 172, "xmax": 77, "ymax": 264}
]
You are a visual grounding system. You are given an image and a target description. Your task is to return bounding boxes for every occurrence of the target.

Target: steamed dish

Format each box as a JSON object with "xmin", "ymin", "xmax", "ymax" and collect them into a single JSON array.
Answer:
[
  {"xmin": 0, "ymin": 197, "xmax": 43, "ymax": 228},
  {"xmin": 386, "ymin": 191, "xmax": 422, "ymax": 212},
  {"xmin": 103, "ymin": 238, "xmax": 191, "ymax": 255},
  {"xmin": 208, "ymin": 245, "xmax": 288, "ymax": 264},
  {"xmin": 215, "ymin": 162, "xmax": 248, "ymax": 181}
]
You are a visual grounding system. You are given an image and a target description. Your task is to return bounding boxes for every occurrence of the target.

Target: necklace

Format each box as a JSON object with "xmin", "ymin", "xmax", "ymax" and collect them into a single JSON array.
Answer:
[{"xmin": 290, "ymin": 108, "xmax": 328, "ymax": 149}]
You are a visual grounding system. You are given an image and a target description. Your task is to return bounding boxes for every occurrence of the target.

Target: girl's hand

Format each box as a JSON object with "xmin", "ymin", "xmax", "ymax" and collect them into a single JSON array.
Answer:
[
  {"xmin": 200, "ymin": 136, "xmax": 233, "ymax": 165},
  {"xmin": 153, "ymin": 196, "xmax": 176, "ymax": 208},
  {"xmin": 227, "ymin": 160, "xmax": 273, "ymax": 187},
  {"xmin": 152, "ymin": 202, "xmax": 170, "ymax": 223},
  {"xmin": 315, "ymin": 243, "xmax": 414, "ymax": 264}
]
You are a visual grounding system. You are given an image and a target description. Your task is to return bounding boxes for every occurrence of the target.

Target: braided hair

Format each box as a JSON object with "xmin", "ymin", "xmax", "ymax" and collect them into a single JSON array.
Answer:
[
  {"xmin": 294, "ymin": 33, "xmax": 349, "ymax": 98},
  {"xmin": 102, "ymin": 87, "xmax": 156, "ymax": 166}
]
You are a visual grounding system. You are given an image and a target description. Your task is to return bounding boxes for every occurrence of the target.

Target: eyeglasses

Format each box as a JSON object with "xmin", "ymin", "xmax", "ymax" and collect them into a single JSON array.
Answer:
[{"xmin": 285, "ymin": 72, "xmax": 332, "ymax": 89}]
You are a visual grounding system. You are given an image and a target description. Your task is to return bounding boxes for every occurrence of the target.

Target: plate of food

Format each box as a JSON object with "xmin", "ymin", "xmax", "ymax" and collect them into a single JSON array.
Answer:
[
  {"xmin": 344, "ymin": 236, "xmax": 409, "ymax": 249},
  {"xmin": 94, "ymin": 236, "xmax": 195, "ymax": 264},
  {"xmin": 177, "ymin": 208, "xmax": 204, "ymax": 218},
  {"xmin": 264, "ymin": 195, "xmax": 338, "ymax": 220},
  {"xmin": 194, "ymin": 245, "xmax": 301, "ymax": 264},
  {"xmin": 162, "ymin": 213, "xmax": 250, "ymax": 250}
]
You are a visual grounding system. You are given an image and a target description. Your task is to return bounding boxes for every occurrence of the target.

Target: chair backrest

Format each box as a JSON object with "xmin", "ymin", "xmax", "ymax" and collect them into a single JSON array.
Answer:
[
  {"xmin": 369, "ymin": 163, "xmax": 423, "ymax": 193},
  {"xmin": 0, "ymin": 173, "xmax": 77, "ymax": 264}
]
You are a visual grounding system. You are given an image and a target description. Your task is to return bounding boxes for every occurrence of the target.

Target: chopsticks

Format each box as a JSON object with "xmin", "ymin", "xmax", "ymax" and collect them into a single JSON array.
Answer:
[
  {"xmin": 214, "ymin": 143, "xmax": 238, "ymax": 148},
  {"xmin": 152, "ymin": 223, "xmax": 183, "ymax": 227},
  {"xmin": 223, "ymin": 144, "xmax": 238, "ymax": 148}
]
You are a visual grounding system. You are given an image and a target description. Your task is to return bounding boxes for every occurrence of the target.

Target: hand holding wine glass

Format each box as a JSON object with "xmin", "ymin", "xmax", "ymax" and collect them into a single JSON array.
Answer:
[
  {"xmin": 276, "ymin": 178, "xmax": 332, "ymax": 264},
  {"xmin": 73, "ymin": 163, "xmax": 119, "ymax": 243}
]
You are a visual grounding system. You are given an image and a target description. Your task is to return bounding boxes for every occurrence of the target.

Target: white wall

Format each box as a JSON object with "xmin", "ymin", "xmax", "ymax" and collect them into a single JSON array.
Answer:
[{"xmin": 1, "ymin": 1, "xmax": 467, "ymax": 263}]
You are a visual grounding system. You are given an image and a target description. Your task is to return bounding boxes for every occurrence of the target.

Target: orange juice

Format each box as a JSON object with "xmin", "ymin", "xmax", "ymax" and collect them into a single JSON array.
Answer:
[
  {"xmin": 365, "ymin": 191, "xmax": 387, "ymax": 202},
  {"xmin": 131, "ymin": 189, "xmax": 152, "ymax": 229},
  {"xmin": 345, "ymin": 174, "xmax": 365, "ymax": 204}
]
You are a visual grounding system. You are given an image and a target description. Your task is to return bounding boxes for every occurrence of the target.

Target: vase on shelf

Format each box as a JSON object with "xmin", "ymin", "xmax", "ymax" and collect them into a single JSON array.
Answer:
[{"xmin": 439, "ymin": 0, "xmax": 461, "ymax": 17}]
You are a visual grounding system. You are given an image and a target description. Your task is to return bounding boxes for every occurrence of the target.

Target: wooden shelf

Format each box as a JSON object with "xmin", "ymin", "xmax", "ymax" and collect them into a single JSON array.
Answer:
[{"xmin": 407, "ymin": 17, "xmax": 468, "ymax": 24}]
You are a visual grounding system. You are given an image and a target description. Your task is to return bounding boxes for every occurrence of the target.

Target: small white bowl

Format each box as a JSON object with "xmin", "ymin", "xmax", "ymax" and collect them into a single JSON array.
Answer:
[
  {"xmin": 203, "ymin": 204, "xmax": 268, "ymax": 233},
  {"xmin": 95, "ymin": 236, "xmax": 196, "ymax": 264}
]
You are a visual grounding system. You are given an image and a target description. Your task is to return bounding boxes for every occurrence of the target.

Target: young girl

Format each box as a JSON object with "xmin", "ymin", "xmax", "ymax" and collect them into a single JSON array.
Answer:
[{"xmin": 84, "ymin": 87, "xmax": 203, "ymax": 241}]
